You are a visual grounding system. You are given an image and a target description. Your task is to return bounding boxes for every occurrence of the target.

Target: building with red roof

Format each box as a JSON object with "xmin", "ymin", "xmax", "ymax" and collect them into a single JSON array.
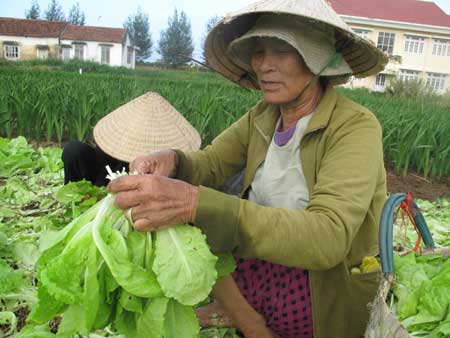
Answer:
[
  {"xmin": 328, "ymin": 0, "xmax": 450, "ymax": 92},
  {"xmin": 0, "ymin": 17, "xmax": 136, "ymax": 69}
]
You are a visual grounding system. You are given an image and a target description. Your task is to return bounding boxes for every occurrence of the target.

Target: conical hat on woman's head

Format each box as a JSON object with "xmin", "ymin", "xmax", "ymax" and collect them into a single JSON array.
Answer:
[
  {"xmin": 204, "ymin": 0, "xmax": 388, "ymax": 88},
  {"xmin": 93, "ymin": 92, "xmax": 201, "ymax": 163}
]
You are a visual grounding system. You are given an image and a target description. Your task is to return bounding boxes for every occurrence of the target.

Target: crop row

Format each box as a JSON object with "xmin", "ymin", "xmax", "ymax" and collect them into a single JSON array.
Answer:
[{"xmin": 0, "ymin": 67, "xmax": 449, "ymax": 178}]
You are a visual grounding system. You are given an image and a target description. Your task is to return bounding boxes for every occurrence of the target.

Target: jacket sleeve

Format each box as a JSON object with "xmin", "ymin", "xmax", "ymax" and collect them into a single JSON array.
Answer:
[
  {"xmin": 194, "ymin": 111, "xmax": 384, "ymax": 271},
  {"xmin": 174, "ymin": 103, "xmax": 258, "ymax": 189}
]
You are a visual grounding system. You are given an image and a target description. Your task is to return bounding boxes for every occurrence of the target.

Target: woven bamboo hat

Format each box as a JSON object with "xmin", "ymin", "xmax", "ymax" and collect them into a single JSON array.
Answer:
[
  {"xmin": 204, "ymin": 0, "xmax": 389, "ymax": 88},
  {"xmin": 228, "ymin": 15, "xmax": 354, "ymax": 78},
  {"xmin": 93, "ymin": 92, "xmax": 201, "ymax": 162}
]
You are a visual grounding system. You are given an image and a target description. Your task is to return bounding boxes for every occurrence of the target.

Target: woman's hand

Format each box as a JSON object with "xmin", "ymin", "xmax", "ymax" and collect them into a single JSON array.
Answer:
[
  {"xmin": 107, "ymin": 174, "xmax": 198, "ymax": 231},
  {"xmin": 196, "ymin": 300, "xmax": 279, "ymax": 338},
  {"xmin": 210, "ymin": 275, "xmax": 280, "ymax": 338},
  {"xmin": 196, "ymin": 299, "xmax": 234, "ymax": 328},
  {"xmin": 129, "ymin": 149, "xmax": 178, "ymax": 177}
]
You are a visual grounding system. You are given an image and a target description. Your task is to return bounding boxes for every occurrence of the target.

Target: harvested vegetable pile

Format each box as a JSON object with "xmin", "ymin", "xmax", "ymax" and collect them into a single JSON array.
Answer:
[{"xmin": 392, "ymin": 253, "xmax": 450, "ymax": 337}]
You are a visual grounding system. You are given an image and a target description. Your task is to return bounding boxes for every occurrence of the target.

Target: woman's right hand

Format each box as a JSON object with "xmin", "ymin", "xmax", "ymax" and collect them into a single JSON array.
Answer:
[{"xmin": 129, "ymin": 149, "xmax": 178, "ymax": 177}]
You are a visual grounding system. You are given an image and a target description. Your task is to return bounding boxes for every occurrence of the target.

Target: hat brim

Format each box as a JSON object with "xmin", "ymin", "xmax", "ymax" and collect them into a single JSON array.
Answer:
[{"xmin": 205, "ymin": 12, "xmax": 388, "ymax": 88}]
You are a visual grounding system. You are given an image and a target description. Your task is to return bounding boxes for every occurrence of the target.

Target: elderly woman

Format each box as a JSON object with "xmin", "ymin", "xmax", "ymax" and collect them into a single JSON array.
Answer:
[{"xmin": 108, "ymin": 1, "xmax": 389, "ymax": 337}]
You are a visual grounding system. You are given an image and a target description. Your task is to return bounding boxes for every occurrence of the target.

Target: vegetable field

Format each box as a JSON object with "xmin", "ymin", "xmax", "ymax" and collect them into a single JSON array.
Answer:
[
  {"xmin": 1, "ymin": 137, "xmax": 449, "ymax": 337},
  {"xmin": 0, "ymin": 67, "xmax": 449, "ymax": 178},
  {"xmin": 0, "ymin": 64, "xmax": 450, "ymax": 337}
]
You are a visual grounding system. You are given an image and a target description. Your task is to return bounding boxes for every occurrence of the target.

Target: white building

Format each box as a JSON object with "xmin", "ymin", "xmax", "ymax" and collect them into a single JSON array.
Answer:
[
  {"xmin": 0, "ymin": 17, "xmax": 136, "ymax": 69},
  {"xmin": 329, "ymin": 0, "xmax": 450, "ymax": 93}
]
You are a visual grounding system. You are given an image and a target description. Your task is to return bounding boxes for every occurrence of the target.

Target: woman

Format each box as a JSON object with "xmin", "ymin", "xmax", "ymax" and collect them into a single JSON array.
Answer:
[
  {"xmin": 61, "ymin": 92, "xmax": 201, "ymax": 187},
  {"xmin": 108, "ymin": 1, "xmax": 389, "ymax": 337}
]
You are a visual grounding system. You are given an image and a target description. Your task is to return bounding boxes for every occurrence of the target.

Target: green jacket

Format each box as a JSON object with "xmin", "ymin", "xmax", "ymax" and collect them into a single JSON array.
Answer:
[{"xmin": 176, "ymin": 86, "xmax": 387, "ymax": 338}]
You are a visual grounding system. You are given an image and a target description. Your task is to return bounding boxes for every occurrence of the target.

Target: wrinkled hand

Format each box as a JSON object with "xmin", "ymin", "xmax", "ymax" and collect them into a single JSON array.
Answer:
[
  {"xmin": 130, "ymin": 149, "xmax": 178, "ymax": 177},
  {"xmin": 107, "ymin": 174, "xmax": 198, "ymax": 232},
  {"xmin": 196, "ymin": 300, "xmax": 279, "ymax": 338},
  {"xmin": 196, "ymin": 299, "xmax": 234, "ymax": 328}
]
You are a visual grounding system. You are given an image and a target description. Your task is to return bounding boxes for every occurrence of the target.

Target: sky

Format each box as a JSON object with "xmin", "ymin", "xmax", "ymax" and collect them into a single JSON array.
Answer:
[{"xmin": 1, "ymin": 0, "xmax": 450, "ymax": 61}]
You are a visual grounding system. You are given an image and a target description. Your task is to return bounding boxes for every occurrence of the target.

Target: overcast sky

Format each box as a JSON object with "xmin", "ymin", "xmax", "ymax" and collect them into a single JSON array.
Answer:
[{"xmin": 1, "ymin": 0, "xmax": 450, "ymax": 61}]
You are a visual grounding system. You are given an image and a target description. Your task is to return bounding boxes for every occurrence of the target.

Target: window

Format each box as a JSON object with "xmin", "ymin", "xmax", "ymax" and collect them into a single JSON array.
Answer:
[
  {"xmin": 404, "ymin": 36, "xmax": 425, "ymax": 54},
  {"xmin": 73, "ymin": 44, "xmax": 84, "ymax": 60},
  {"xmin": 377, "ymin": 32, "xmax": 395, "ymax": 55},
  {"xmin": 101, "ymin": 46, "xmax": 111, "ymax": 64},
  {"xmin": 432, "ymin": 39, "xmax": 450, "ymax": 57},
  {"xmin": 399, "ymin": 69, "xmax": 420, "ymax": 82},
  {"xmin": 61, "ymin": 47, "xmax": 71, "ymax": 61},
  {"xmin": 127, "ymin": 47, "xmax": 133, "ymax": 64},
  {"xmin": 4, "ymin": 44, "xmax": 20, "ymax": 59},
  {"xmin": 426, "ymin": 73, "xmax": 447, "ymax": 91},
  {"xmin": 37, "ymin": 48, "xmax": 48, "ymax": 60},
  {"xmin": 353, "ymin": 29, "xmax": 370, "ymax": 40},
  {"xmin": 376, "ymin": 74, "xmax": 386, "ymax": 87}
]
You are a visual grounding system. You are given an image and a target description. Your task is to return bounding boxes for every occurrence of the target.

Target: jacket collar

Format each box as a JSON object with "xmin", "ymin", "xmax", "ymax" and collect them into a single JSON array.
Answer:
[
  {"xmin": 253, "ymin": 103, "xmax": 279, "ymax": 144},
  {"xmin": 253, "ymin": 85, "xmax": 338, "ymax": 143},
  {"xmin": 306, "ymin": 85, "xmax": 338, "ymax": 133}
]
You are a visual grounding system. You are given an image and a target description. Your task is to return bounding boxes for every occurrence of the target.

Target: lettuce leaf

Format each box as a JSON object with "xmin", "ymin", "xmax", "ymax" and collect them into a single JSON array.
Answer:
[{"xmin": 153, "ymin": 225, "xmax": 218, "ymax": 306}]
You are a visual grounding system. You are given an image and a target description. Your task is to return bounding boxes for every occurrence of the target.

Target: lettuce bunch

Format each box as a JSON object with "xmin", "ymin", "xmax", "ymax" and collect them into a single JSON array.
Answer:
[{"xmin": 26, "ymin": 173, "xmax": 233, "ymax": 337}]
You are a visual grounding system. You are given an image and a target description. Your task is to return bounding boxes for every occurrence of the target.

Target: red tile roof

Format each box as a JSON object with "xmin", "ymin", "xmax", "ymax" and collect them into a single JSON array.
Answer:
[
  {"xmin": 62, "ymin": 25, "xmax": 126, "ymax": 44},
  {"xmin": 0, "ymin": 17, "xmax": 66, "ymax": 38},
  {"xmin": 0, "ymin": 17, "xmax": 127, "ymax": 44},
  {"xmin": 328, "ymin": 0, "xmax": 450, "ymax": 28}
]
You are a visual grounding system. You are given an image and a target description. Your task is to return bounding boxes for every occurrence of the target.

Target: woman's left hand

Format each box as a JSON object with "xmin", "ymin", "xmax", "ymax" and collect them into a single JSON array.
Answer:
[{"xmin": 107, "ymin": 175, "xmax": 198, "ymax": 232}]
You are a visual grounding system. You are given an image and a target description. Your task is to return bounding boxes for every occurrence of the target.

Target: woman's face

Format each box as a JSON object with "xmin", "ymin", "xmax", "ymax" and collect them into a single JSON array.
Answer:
[{"xmin": 250, "ymin": 38, "xmax": 315, "ymax": 105}]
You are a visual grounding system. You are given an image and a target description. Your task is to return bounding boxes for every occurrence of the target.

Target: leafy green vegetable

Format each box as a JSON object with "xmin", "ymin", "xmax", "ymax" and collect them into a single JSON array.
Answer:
[
  {"xmin": 153, "ymin": 225, "xmax": 218, "ymax": 306},
  {"xmin": 0, "ymin": 137, "xmax": 35, "ymax": 177},
  {"xmin": 28, "ymin": 169, "xmax": 225, "ymax": 337},
  {"xmin": 56, "ymin": 179, "xmax": 105, "ymax": 218},
  {"xmin": 0, "ymin": 258, "xmax": 24, "ymax": 294},
  {"xmin": 215, "ymin": 253, "xmax": 237, "ymax": 279},
  {"xmin": 393, "ymin": 253, "xmax": 450, "ymax": 337}
]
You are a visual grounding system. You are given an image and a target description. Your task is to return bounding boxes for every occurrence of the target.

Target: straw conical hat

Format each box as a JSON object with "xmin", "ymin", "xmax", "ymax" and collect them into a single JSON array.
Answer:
[
  {"xmin": 93, "ymin": 92, "xmax": 201, "ymax": 162},
  {"xmin": 204, "ymin": 0, "xmax": 389, "ymax": 88}
]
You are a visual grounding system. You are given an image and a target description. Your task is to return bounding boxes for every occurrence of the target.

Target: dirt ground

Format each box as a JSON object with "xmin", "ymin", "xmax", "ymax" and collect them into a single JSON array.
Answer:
[{"xmin": 385, "ymin": 164, "xmax": 450, "ymax": 201}]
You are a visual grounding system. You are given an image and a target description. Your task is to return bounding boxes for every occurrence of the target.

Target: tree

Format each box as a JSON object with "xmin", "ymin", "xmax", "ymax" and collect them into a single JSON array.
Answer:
[
  {"xmin": 25, "ymin": 0, "xmax": 40, "ymax": 19},
  {"xmin": 158, "ymin": 9, "xmax": 194, "ymax": 67},
  {"xmin": 68, "ymin": 2, "xmax": 85, "ymax": 25},
  {"xmin": 44, "ymin": 0, "xmax": 65, "ymax": 21},
  {"xmin": 123, "ymin": 7, "xmax": 153, "ymax": 62},
  {"xmin": 202, "ymin": 14, "xmax": 220, "ymax": 64}
]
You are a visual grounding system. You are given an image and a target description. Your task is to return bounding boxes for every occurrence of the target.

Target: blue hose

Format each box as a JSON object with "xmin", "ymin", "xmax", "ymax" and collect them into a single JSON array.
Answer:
[{"xmin": 379, "ymin": 193, "xmax": 435, "ymax": 275}]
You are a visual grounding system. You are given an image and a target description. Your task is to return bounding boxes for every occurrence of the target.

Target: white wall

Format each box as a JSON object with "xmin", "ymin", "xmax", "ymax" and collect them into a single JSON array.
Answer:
[
  {"xmin": 0, "ymin": 34, "xmax": 135, "ymax": 69},
  {"xmin": 60, "ymin": 39, "xmax": 124, "ymax": 67},
  {"xmin": 0, "ymin": 35, "xmax": 59, "ymax": 59},
  {"xmin": 342, "ymin": 17, "xmax": 450, "ymax": 93},
  {"xmin": 121, "ymin": 34, "xmax": 135, "ymax": 69}
]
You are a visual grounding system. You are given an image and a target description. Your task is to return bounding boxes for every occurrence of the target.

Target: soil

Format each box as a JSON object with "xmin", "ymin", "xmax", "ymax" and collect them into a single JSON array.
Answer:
[
  {"xmin": 28, "ymin": 141, "xmax": 450, "ymax": 202},
  {"xmin": 385, "ymin": 164, "xmax": 450, "ymax": 201}
]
